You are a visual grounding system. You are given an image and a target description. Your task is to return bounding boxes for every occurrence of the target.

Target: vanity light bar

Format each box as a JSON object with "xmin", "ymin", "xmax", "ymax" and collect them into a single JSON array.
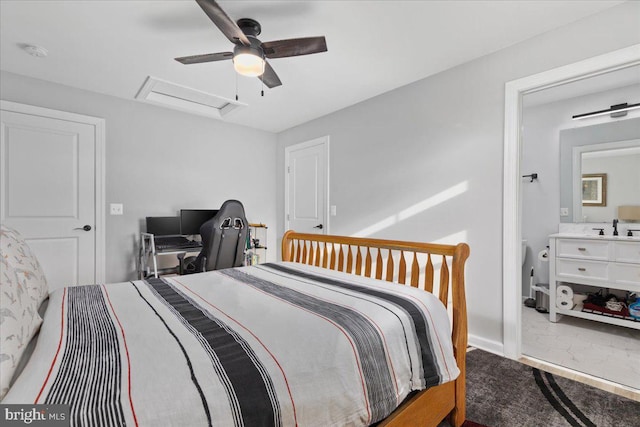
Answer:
[{"xmin": 572, "ymin": 102, "xmax": 640, "ymax": 120}]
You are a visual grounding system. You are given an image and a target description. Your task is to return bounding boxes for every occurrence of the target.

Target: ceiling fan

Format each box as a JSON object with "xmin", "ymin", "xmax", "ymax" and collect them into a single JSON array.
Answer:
[{"xmin": 175, "ymin": 0, "xmax": 328, "ymax": 89}]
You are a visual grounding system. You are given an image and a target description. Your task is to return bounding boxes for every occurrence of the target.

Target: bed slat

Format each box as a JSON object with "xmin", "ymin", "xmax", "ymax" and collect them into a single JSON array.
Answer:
[
  {"xmin": 306, "ymin": 241, "xmax": 310, "ymax": 264},
  {"xmin": 386, "ymin": 249, "xmax": 394, "ymax": 282},
  {"xmin": 425, "ymin": 254, "xmax": 434, "ymax": 293},
  {"xmin": 322, "ymin": 242, "xmax": 329, "ymax": 268},
  {"xmin": 314, "ymin": 242, "xmax": 321, "ymax": 267},
  {"xmin": 309, "ymin": 241, "xmax": 316, "ymax": 266},
  {"xmin": 355, "ymin": 247, "xmax": 363, "ymax": 275},
  {"xmin": 399, "ymin": 250, "xmax": 407, "ymax": 284},
  {"xmin": 410, "ymin": 253, "xmax": 419, "ymax": 287},
  {"xmin": 330, "ymin": 245, "xmax": 336, "ymax": 269},
  {"xmin": 439, "ymin": 255, "xmax": 450, "ymax": 308},
  {"xmin": 295, "ymin": 240, "xmax": 301, "ymax": 263}
]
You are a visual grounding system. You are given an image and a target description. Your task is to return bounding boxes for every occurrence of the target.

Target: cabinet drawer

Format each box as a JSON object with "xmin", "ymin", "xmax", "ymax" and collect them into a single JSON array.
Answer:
[
  {"xmin": 556, "ymin": 259, "xmax": 609, "ymax": 282},
  {"xmin": 613, "ymin": 242, "xmax": 640, "ymax": 264},
  {"xmin": 556, "ymin": 239, "xmax": 609, "ymax": 260},
  {"xmin": 610, "ymin": 263, "xmax": 640, "ymax": 289}
]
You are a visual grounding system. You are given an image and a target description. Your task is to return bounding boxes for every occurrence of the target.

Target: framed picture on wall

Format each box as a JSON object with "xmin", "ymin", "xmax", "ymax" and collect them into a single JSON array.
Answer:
[{"xmin": 582, "ymin": 173, "xmax": 607, "ymax": 207}]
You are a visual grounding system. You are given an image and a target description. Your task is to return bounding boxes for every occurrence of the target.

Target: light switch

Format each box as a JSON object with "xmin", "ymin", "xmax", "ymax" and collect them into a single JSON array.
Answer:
[
  {"xmin": 110, "ymin": 203, "xmax": 124, "ymax": 215},
  {"xmin": 330, "ymin": 205, "xmax": 337, "ymax": 216}
]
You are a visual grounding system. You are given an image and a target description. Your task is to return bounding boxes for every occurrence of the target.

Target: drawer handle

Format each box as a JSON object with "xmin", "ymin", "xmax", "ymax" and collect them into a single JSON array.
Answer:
[
  {"xmin": 577, "ymin": 248, "xmax": 586, "ymax": 251},
  {"xmin": 578, "ymin": 267, "xmax": 586, "ymax": 272}
]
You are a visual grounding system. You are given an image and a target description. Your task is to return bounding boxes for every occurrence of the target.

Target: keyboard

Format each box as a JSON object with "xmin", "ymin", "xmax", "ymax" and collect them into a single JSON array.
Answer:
[{"xmin": 154, "ymin": 236, "xmax": 202, "ymax": 251}]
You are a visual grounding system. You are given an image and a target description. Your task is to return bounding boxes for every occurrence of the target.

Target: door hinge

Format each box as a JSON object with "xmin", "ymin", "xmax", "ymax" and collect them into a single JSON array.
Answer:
[
  {"xmin": 287, "ymin": 166, "xmax": 290, "ymax": 173},
  {"xmin": 287, "ymin": 214, "xmax": 290, "ymax": 220}
]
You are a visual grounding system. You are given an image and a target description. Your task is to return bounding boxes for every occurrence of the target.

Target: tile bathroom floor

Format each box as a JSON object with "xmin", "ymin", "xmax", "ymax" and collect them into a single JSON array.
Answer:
[{"xmin": 521, "ymin": 306, "xmax": 640, "ymax": 397}]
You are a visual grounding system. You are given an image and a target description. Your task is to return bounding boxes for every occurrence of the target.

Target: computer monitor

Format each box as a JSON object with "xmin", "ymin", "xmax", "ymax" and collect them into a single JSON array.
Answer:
[
  {"xmin": 180, "ymin": 209, "xmax": 218, "ymax": 235},
  {"xmin": 146, "ymin": 216, "xmax": 181, "ymax": 236}
]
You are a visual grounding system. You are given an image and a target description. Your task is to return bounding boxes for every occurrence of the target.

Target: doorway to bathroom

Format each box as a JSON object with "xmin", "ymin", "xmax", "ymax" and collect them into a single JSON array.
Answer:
[
  {"xmin": 502, "ymin": 44, "xmax": 640, "ymax": 394},
  {"xmin": 521, "ymin": 87, "xmax": 640, "ymax": 390}
]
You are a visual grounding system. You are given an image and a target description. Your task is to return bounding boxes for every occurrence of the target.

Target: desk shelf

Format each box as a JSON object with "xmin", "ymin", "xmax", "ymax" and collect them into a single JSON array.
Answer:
[{"xmin": 246, "ymin": 223, "xmax": 267, "ymax": 266}]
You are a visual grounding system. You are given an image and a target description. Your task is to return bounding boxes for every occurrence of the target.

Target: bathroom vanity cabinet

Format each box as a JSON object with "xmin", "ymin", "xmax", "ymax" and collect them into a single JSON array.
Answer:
[{"xmin": 549, "ymin": 234, "xmax": 640, "ymax": 329}]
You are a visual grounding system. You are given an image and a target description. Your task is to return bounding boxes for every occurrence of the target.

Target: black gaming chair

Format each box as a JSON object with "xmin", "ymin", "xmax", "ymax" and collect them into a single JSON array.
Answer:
[{"xmin": 183, "ymin": 200, "xmax": 248, "ymax": 273}]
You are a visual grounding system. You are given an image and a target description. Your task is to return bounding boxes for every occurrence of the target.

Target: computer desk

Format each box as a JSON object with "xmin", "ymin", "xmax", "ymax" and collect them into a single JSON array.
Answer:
[{"xmin": 138, "ymin": 232, "xmax": 202, "ymax": 279}]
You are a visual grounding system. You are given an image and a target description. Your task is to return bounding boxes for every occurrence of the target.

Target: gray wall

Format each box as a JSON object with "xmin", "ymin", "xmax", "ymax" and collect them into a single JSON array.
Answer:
[
  {"xmin": 276, "ymin": 1, "xmax": 640, "ymax": 350},
  {"xmin": 1, "ymin": 71, "xmax": 277, "ymax": 282}
]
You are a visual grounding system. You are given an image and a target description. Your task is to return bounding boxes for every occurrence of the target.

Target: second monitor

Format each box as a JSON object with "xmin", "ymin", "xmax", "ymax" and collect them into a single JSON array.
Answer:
[{"xmin": 180, "ymin": 209, "xmax": 219, "ymax": 235}]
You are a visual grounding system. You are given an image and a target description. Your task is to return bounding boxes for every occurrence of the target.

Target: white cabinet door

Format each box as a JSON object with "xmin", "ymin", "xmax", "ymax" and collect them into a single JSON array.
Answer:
[{"xmin": 1, "ymin": 106, "xmax": 100, "ymax": 290}]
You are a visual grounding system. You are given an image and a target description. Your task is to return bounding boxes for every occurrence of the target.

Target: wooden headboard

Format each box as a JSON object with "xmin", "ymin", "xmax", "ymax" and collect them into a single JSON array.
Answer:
[{"xmin": 281, "ymin": 230, "xmax": 471, "ymax": 426}]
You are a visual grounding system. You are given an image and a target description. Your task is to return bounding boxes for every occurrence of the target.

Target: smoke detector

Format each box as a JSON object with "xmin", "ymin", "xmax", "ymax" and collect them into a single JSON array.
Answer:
[{"xmin": 22, "ymin": 44, "xmax": 48, "ymax": 58}]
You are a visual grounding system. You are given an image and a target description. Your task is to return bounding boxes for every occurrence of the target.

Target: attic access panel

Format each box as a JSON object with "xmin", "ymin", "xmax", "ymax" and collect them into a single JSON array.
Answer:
[{"xmin": 135, "ymin": 76, "xmax": 246, "ymax": 119}]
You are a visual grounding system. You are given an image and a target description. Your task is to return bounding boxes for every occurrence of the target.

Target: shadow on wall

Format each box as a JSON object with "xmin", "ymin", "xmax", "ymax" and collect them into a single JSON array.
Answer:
[{"xmin": 350, "ymin": 180, "xmax": 469, "ymax": 244}]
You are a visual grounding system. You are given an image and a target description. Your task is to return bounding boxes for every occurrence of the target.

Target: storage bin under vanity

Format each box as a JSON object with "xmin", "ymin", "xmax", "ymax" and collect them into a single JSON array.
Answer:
[{"xmin": 549, "ymin": 234, "xmax": 640, "ymax": 329}]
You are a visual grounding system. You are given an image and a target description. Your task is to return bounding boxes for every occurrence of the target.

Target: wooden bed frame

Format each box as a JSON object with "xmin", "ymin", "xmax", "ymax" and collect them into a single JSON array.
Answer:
[{"xmin": 281, "ymin": 231, "xmax": 470, "ymax": 427}]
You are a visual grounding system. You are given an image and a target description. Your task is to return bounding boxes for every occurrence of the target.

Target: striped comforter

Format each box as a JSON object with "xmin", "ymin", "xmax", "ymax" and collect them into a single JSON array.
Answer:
[{"xmin": 4, "ymin": 262, "xmax": 459, "ymax": 426}]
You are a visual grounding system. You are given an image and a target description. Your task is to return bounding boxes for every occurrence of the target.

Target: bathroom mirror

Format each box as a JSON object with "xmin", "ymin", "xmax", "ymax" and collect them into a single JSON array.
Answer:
[
  {"xmin": 559, "ymin": 118, "xmax": 640, "ymax": 223},
  {"xmin": 573, "ymin": 141, "xmax": 640, "ymax": 222}
]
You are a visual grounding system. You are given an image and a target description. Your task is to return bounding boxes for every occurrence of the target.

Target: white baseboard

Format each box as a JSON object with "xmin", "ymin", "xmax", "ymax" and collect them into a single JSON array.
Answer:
[{"xmin": 468, "ymin": 334, "xmax": 504, "ymax": 356}]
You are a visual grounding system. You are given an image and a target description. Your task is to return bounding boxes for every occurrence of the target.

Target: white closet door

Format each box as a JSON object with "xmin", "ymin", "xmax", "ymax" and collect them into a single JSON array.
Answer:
[
  {"xmin": 1, "ymin": 107, "xmax": 99, "ymax": 290},
  {"xmin": 285, "ymin": 136, "xmax": 329, "ymax": 234}
]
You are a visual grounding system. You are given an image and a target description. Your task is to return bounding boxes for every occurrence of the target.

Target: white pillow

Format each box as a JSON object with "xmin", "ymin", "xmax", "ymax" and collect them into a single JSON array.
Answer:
[{"xmin": 0, "ymin": 225, "xmax": 48, "ymax": 400}]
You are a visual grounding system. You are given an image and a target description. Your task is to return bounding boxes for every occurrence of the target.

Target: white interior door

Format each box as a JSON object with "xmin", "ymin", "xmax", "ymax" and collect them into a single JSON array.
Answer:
[
  {"xmin": 285, "ymin": 136, "xmax": 329, "ymax": 234},
  {"xmin": 1, "ymin": 102, "xmax": 104, "ymax": 290}
]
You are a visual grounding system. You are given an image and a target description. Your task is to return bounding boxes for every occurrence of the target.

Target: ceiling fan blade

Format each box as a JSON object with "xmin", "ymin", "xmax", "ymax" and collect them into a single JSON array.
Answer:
[
  {"xmin": 175, "ymin": 52, "xmax": 233, "ymax": 65},
  {"xmin": 195, "ymin": 0, "xmax": 250, "ymax": 46},
  {"xmin": 262, "ymin": 36, "xmax": 327, "ymax": 59},
  {"xmin": 259, "ymin": 61, "xmax": 282, "ymax": 88}
]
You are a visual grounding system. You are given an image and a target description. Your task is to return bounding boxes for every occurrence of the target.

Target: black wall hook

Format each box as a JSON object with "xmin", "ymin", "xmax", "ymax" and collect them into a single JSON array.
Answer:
[{"xmin": 522, "ymin": 173, "xmax": 538, "ymax": 182}]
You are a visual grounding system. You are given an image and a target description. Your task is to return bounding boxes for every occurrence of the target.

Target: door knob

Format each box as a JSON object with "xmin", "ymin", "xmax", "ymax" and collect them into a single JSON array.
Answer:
[
  {"xmin": 314, "ymin": 224, "xmax": 323, "ymax": 229},
  {"xmin": 74, "ymin": 225, "xmax": 92, "ymax": 231}
]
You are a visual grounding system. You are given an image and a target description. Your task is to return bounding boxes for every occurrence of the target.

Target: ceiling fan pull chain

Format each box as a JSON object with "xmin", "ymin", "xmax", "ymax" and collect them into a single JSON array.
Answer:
[
  {"xmin": 235, "ymin": 70, "xmax": 239, "ymax": 101},
  {"xmin": 261, "ymin": 55, "xmax": 265, "ymax": 97}
]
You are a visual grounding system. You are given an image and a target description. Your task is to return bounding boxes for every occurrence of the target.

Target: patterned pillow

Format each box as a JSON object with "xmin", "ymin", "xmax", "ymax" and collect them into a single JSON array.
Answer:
[{"xmin": 0, "ymin": 224, "xmax": 48, "ymax": 399}]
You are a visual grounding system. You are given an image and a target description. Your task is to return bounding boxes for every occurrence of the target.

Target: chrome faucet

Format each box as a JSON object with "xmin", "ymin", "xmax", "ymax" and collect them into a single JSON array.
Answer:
[{"xmin": 613, "ymin": 219, "xmax": 619, "ymax": 236}]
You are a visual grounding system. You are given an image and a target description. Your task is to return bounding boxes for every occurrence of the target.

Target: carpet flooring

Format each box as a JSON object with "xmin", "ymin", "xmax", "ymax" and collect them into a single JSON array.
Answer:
[{"xmin": 461, "ymin": 348, "xmax": 639, "ymax": 427}]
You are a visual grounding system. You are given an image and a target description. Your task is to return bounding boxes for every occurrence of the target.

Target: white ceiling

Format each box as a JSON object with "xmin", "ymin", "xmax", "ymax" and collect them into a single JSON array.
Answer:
[{"xmin": 0, "ymin": 0, "xmax": 628, "ymax": 133}]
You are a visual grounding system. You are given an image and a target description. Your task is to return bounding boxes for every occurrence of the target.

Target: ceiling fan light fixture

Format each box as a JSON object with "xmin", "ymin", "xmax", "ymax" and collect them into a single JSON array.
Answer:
[
  {"xmin": 176, "ymin": 2, "xmax": 327, "ymax": 88},
  {"xmin": 233, "ymin": 53, "xmax": 264, "ymax": 77}
]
